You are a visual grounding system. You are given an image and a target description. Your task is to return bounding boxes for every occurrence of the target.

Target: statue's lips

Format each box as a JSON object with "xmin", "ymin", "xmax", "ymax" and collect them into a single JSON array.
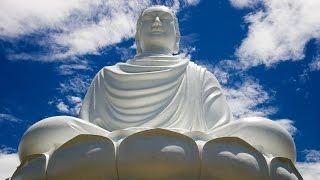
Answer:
[{"xmin": 150, "ymin": 28, "xmax": 164, "ymax": 34}]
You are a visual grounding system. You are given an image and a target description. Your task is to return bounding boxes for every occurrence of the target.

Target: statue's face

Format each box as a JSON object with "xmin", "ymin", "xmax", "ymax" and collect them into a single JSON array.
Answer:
[{"xmin": 138, "ymin": 7, "xmax": 176, "ymax": 54}]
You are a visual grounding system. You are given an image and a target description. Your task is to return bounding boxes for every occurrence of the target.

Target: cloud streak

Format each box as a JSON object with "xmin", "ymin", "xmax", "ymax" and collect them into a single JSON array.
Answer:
[
  {"xmin": 56, "ymin": 96, "xmax": 82, "ymax": 115},
  {"xmin": 309, "ymin": 58, "xmax": 320, "ymax": 71},
  {"xmin": 274, "ymin": 119, "xmax": 297, "ymax": 136},
  {"xmin": 0, "ymin": 113, "xmax": 21, "ymax": 123},
  {"xmin": 229, "ymin": 0, "xmax": 261, "ymax": 9}
]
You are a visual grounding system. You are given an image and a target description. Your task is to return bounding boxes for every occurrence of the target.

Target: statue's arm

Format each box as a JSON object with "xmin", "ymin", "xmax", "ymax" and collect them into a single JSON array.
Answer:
[
  {"xmin": 79, "ymin": 68, "xmax": 104, "ymax": 122},
  {"xmin": 202, "ymin": 71, "xmax": 232, "ymax": 130},
  {"xmin": 79, "ymin": 81, "xmax": 94, "ymax": 121}
]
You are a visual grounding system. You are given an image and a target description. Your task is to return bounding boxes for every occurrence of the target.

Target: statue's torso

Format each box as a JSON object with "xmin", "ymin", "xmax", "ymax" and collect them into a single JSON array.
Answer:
[{"xmin": 80, "ymin": 57, "xmax": 231, "ymax": 132}]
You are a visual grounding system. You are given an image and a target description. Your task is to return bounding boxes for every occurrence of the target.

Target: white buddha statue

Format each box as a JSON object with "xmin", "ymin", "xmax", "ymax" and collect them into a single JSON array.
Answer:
[
  {"xmin": 79, "ymin": 6, "xmax": 231, "ymax": 131},
  {"xmin": 12, "ymin": 6, "xmax": 301, "ymax": 180}
]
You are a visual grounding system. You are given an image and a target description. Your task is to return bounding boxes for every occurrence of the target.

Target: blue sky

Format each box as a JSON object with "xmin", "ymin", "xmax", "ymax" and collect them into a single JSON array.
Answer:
[{"xmin": 0, "ymin": 0, "xmax": 320, "ymax": 179}]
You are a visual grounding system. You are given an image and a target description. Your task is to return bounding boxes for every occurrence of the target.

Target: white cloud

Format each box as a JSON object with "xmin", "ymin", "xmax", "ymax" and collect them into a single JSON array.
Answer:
[
  {"xmin": 232, "ymin": 0, "xmax": 320, "ymax": 68},
  {"xmin": 224, "ymin": 79, "xmax": 275, "ymax": 118},
  {"xmin": 197, "ymin": 60, "xmax": 275, "ymax": 119},
  {"xmin": 297, "ymin": 162, "xmax": 320, "ymax": 180},
  {"xmin": 68, "ymin": 96, "xmax": 82, "ymax": 104},
  {"xmin": 115, "ymin": 45, "xmax": 137, "ymax": 61},
  {"xmin": 0, "ymin": 148, "xmax": 19, "ymax": 180},
  {"xmin": 57, "ymin": 62, "xmax": 91, "ymax": 75},
  {"xmin": 0, "ymin": 0, "xmax": 199, "ymax": 60},
  {"xmin": 183, "ymin": 0, "xmax": 200, "ymax": 6},
  {"xmin": 52, "ymin": 1, "xmax": 149, "ymax": 57},
  {"xmin": 213, "ymin": 67, "xmax": 229, "ymax": 84},
  {"xmin": 309, "ymin": 58, "xmax": 320, "ymax": 71},
  {"xmin": 0, "ymin": 0, "xmax": 95, "ymax": 38},
  {"xmin": 55, "ymin": 96, "xmax": 83, "ymax": 115},
  {"xmin": 295, "ymin": 149, "xmax": 320, "ymax": 179},
  {"xmin": 211, "ymin": 60, "xmax": 242, "ymax": 85},
  {"xmin": 54, "ymin": 67, "xmax": 89, "ymax": 115},
  {"xmin": 66, "ymin": 96, "xmax": 83, "ymax": 115},
  {"xmin": 230, "ymin": 0, "xmax": 260, "ymax": 9},
  {"xmin": 56, "ymin": 101, "xmax": 70, "ymax": 113},
  {"xmin": 274, "ymin": 119, "xmax": 297, "ymax": 136},
  {"xmin": 304, "ymin": 149, "xmax": 320, "ymax": 162},
  {"xmin": 58, "ymin": 75, "xmax": 91, "ymax": 95},
  {"xmin": 0, "ymin": 114, "xmax": 21, "ymax": 122}
]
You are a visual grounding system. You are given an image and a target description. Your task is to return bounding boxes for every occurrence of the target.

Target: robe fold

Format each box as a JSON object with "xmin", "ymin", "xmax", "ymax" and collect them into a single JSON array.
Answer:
[{"xmin": 79, "ymin": 56, "xmax": 231, "ymax": 132}]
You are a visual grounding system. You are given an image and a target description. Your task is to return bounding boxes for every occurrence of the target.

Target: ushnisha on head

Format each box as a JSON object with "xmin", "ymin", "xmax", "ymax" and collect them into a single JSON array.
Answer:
[{"xmin": 135, "ymin": 6, "xmax": 180, "ymax": 57}]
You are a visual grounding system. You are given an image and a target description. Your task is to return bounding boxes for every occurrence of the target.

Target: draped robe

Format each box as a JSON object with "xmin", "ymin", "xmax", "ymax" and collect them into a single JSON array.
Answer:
[{"xmin": 79, "ymin": 56, "xmax": 231, "ymax": 132}]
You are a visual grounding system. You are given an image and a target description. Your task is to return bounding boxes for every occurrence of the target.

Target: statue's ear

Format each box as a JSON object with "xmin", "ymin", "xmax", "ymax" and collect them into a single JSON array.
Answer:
[
  {"xmin": 136, "ymin": 38, "xmax": 142, "ymax": 55},
  {"xmin": 173, "ymin": 16, "xmax": 180, "ymax": 54},
  {"xmin": 135, "ymin": 28, "xmax": 142, "ymax": 55},
  {"xmin": 173, "ymin": 33, "xmax": 180, "ymax": 54},
  {"xmin": 135, "ymin": 16, "xmax": 143, "ymax": 56}
]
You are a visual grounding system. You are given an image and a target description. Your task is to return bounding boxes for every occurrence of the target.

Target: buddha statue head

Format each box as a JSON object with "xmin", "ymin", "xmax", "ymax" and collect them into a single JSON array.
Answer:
[{"xmin": 135, "ymin": 6, "xmax": 180, "ymax": 56}]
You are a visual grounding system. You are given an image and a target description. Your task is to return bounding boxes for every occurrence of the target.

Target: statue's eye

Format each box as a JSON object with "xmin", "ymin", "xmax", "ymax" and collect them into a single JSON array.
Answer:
[
  {"xmin": 160, "ymin": 17, "xmax": 173, "ymax": 21},
  {"xmin": 160, "ymin": 14, "xmax": 173, "ymax": 22},
  {"xmin": 142, "ymin": 15, "xmax": 153, "ymax": 21}
]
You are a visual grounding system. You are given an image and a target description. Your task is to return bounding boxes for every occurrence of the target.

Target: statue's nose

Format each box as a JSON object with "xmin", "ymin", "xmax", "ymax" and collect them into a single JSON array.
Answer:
[
  {"xmin": 152, "ymin": 16, "xmax": 162, "ymax": 27},
  {"xmin": 155, "ymin": 16, "xmax": 160, "ymax": 22}
]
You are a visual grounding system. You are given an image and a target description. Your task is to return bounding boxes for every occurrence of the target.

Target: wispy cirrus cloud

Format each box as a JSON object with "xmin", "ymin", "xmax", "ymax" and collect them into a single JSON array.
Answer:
[
  {"xmin": 53, "ymin": 74, "xmax": 91, "ymax": 116},
  {"xmin": 0, "ymin": 113, "xmax": 21, "ymax": 123},
  {"xmin": 309, "ymin": 58, "xmax": 320, "ymax": 71},
  {"xmin": 224, "ymin": 79, "xmax": 276, "ymax": 118},
  {"xmin": 57, "ymin": 75, "xmax": 92, "ymax": 95},
  {"xmin": 57, "ymin": 62, "xmax": 91, "ymax": 75},
  {"xmin": 56, "ymin": 96, "xmax": 82, "ymax": 115},
  {"xmin": 304, "ymin": 149, "xmax": 320, "ymax": 162},
  {"xmin": 229, "ymin": 0, "xmax": 261, "ymax": 9},
  {"xmin": 274, "ymin": 119, "xmax": 297, "ymax": 136},
  {"xmin": 230, "ymin": 0, "xmax": 320, "ymax": 68}
]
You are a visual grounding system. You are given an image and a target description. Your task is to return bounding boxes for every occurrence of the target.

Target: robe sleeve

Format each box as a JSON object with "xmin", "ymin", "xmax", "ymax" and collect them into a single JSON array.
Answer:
[
  {"xmin": 202, "ymin": 70, "xmax": 232, "ymax": 130},
  {"xmin": 79, "ymin": 69, "xmax": 102, "ymax": 123}
]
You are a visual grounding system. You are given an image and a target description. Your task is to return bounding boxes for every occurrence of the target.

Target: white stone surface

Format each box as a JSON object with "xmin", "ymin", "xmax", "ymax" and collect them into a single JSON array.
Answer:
[
  {"xmin": 18, "ymin": 116, "xmax": 108, "ymax": 162},
  {"xmin": 269, "ymin": 157, "xmax": 303, "ymax": 180},
  {"xmin": 79, "ymin": 56, "xmax": 231, "ymax": 132},
  {"xmin": 201, "ymin": 137, "xmax": 269, "ymax": 180},
  {"xmin": 47, "ymin": 135, "xmax": 117, "ymax": 180},
  {"xmin": 117, "ymin": 129, "xmax": 200, "ymax": 180},
  {"xmin": 11, "ymin": 154, "xmax": 47, "ymax": 180},
  {"xmin": 210, "ymin": 117, "xmax": 296, "ymax": 162},
  {"xmin": 13, "ymin": 126, "xmax": 302, "ymax": 179},
  {"xmin": 12, "ymin": 5, "xmax": 301, "ymax": 180}
]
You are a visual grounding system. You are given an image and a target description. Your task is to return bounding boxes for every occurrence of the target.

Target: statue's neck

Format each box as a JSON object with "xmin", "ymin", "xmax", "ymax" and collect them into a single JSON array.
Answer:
[
  {"xmin": 139, "ymin": 53, "xmax": 173, "ymax": 58},
  {"xmin": 139, "ymin": 45, "xmax": 174, "ymax": 57},
  {"xmin": 133, "ymin": 52, "xmax": 181, "ymax": 62}
]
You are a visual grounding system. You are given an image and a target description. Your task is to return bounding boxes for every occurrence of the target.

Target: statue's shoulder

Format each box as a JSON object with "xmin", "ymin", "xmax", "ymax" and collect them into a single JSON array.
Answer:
[
  {"xmin": 88, "ymin": 65, "xmax": 113, "ymax": 84},
  {"xmin": 94, "ymin": 63, "xmax": 122, "ymax": 76},
  {"xmin": 187, "ymin": 60, "xmax": 221, "ymax": 86}
]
